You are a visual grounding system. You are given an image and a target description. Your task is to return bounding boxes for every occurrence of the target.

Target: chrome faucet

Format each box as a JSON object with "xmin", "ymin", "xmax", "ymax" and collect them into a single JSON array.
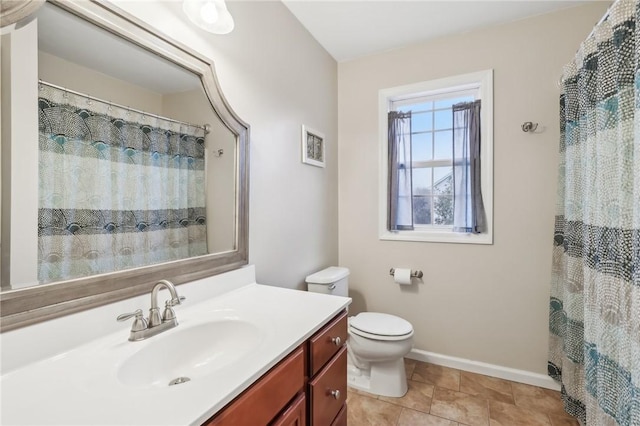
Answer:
[
  {"xmin": 117, "ymin": 279, "xmax": 185, "ymax": 342},
  {"xmin": 149, "ymin": 279, "xmax": 183, "ymax": 327}
]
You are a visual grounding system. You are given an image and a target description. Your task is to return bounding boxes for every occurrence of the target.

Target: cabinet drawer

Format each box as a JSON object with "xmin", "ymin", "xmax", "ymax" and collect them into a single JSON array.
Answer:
[
  {"xmin": 205, "ymin": 346, "xmax": 304, "ymax": 426},
  {"xmin": 309, "ymin": 346, "xmax": 347, "ymax": 426},
  {"xmin": 270, "ymin": 393, "xmax": 306, "ymax": 426},
  {"xmin": 309, "ymin": 311, "xmax": 347, "ymax": 376}
]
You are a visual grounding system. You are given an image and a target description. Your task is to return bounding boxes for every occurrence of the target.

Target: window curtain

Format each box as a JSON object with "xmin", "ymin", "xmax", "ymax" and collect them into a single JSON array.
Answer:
[
  {"xmin": 452, "ymin": 100, "xmax": 485, "ymax": 233},
  {"xmin": 548, "ymin": 1, "xmax": 640, "ymax": 424},
  {"xmin": 388, "ymin": 111, "xmax": 413, "ymax": 231},
  {"xmin": 37, "ymin": 84, "xmax": 208, "ymax": 283}
]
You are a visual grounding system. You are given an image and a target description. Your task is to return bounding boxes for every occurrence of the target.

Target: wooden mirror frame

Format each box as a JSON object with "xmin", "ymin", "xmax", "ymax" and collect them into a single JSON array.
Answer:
[{"xmin": 0, "ymin": 0, "xmax": 250, "ymax": 331}]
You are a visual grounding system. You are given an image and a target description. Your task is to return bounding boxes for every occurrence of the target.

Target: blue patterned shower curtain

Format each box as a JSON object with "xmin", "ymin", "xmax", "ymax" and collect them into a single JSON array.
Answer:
[
  {"xmin": 548, "ymin": 1, "xmax": 640, "ymax": 425},
  {"xmin": 38, "ymin": 84, "xmax": 208, "ymax": 283}
]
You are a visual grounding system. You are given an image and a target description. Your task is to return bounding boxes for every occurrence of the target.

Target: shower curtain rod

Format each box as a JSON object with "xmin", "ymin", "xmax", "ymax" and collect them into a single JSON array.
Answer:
[{"xmin": 38, "ymin": 80, "xmax": 210, "ymax": 134}]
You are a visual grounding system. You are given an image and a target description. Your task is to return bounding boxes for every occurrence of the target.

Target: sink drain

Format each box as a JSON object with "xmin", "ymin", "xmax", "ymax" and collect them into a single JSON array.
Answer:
[{"xmin": 168, "ymin": 377, "xmax": 191, "ymax": 386}]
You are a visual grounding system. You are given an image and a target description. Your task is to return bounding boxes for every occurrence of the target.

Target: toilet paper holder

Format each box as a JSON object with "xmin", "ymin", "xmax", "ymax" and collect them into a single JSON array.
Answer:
[{"xmin": 389, "ymin": 268, "xmax": 423, "ymax": 279}]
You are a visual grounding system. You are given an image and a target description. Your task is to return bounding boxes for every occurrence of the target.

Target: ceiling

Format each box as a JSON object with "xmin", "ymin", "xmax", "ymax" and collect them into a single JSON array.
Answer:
[{"xmin": 281, "ymin": 0, "xmax": 603, "ymax": 62}]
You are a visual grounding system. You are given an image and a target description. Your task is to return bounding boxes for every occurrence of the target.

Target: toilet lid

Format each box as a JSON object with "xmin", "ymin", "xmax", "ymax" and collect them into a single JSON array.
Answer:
[{"xmin": 349, "ymin": 312, "xmax": 413, "ymax": 337}]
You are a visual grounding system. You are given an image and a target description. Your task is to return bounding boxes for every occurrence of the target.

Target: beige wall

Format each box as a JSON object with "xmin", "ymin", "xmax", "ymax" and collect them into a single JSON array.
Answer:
[
  {"xmin": 117, "ymin": 1, "xmax": 339, "ymax": 289},
  {"xmin": 338, "ymin": 3, "xmax": 609, "ymax": 374}
]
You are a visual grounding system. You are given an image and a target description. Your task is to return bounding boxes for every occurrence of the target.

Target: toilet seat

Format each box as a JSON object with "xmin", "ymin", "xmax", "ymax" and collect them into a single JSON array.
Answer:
[{"xmin": 349, "ymin": 312, "xmax": 414, "ymax": 341}]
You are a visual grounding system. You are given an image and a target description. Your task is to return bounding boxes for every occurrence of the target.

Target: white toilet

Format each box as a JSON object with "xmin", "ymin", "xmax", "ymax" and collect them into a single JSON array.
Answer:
[{"xmin": 305, "ymin": 266, "xmax": 414, "ymax": 397}]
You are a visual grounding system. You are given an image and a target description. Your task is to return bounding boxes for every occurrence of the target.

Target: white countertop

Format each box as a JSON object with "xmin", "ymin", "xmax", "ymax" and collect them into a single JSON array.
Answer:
[{"xmin": 0, "ymin": 283, "xmax": 350, "ymax": 425}]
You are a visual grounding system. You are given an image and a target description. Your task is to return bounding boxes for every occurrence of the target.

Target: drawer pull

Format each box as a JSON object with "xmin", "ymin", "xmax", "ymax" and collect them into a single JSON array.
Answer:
[
  {"xmin": 329, "ymin": 389, "xmax": 341, "ymax": 400},
  {"xmin": 331, "ymin": 336, "xmax": 341, "ymax": 346}
]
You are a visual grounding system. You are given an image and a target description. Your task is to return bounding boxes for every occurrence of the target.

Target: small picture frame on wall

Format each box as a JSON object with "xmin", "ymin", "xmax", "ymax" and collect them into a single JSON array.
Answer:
[{"xmin": 301, "ymin": 125, "xmax": 325, "ymax": 168}]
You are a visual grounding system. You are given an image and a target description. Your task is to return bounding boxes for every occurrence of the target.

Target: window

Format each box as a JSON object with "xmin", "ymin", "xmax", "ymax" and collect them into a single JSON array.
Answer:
[{"xmin": 379, "ymin": 70, "xmax": 493, "ymax": 244}]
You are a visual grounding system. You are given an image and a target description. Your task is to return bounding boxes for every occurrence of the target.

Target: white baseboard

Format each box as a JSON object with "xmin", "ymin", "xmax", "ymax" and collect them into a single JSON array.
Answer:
[{"xmin": 407, "ymin": 348, "xmax": 561, "ymax": 391}]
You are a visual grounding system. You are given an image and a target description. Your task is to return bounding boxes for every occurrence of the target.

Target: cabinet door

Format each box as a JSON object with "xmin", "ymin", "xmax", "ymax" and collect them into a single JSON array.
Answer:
[
  {"xmin": 330, "ymin": 405, "xmax": 347, "ymax": 426},
  {"xmin": 309, "ymin": 312, "xmax": 347, "ymax": 376},
  {"xmin": 271, "ymin": 393, "xmax": 306, "ymax": 426},
  {"xmin": 309, "ymin": 347, "xmax": 347, "ymax": 426},
  {"xmin": 205, "ymin": 347, "xmax": 304, "ymax": 425}
]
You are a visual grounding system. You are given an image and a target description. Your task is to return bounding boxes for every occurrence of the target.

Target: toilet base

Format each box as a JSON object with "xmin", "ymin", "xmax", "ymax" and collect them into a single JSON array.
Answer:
[{"xmin": 347, "ymin": 357, "xmax": 408, "ymax": 397}]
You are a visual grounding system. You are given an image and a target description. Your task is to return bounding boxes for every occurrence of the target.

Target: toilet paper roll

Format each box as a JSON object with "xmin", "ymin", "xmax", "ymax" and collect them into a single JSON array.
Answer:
[{"xmin": 394, "ymin": 268, "xmax": 412, "ymax": 285}]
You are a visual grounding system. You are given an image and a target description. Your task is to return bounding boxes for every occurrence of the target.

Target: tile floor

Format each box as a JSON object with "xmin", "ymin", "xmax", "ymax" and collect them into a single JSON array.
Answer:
[{"xmin": 346, "ymin": 359, "xmax": 580, "ymax": 426}]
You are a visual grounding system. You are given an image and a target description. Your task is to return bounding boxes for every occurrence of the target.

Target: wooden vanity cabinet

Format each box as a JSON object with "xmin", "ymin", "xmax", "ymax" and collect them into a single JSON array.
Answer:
[
  {"xmin": 203, "ymin": 310, "xmax": 347, "ymax": 426},
  {"xmin": 307, "ymin": 311, "xmax": 348, "ymax": 426},
  {"xmin": 271, "ymin": 393, "xmax": 306, "ymax": 426}
]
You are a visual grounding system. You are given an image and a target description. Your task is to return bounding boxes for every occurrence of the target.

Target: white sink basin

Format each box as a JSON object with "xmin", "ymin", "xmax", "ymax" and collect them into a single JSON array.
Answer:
[{"xmin": 117, "ymin": 320, "xmax": 263, "ymax": 388}]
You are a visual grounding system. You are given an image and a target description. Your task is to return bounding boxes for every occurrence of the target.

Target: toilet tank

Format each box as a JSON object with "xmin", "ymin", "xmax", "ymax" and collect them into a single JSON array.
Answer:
[{"xmin": 305, "ymin": 266, "xmax": 349, "ymax": 297}]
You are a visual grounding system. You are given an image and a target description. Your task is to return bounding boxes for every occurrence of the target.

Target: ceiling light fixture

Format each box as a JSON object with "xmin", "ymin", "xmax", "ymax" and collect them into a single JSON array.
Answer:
[{"xmin": 183, "ymin": 0, "xmax": 234, "ymax": 34}]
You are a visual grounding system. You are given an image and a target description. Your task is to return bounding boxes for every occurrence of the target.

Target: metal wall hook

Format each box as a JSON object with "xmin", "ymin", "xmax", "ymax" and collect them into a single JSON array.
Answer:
[{"xmin": 521, "ymin": 122, "xmax": 538, "ymax": 133}]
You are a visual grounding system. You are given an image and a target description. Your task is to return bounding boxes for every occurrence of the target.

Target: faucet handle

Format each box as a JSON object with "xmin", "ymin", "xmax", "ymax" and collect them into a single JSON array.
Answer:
[
  {"xmin": 162, "ymin": 296, "xmax": 185, "ymax": 322},
  {"xmin": 117, "ymin": 309, "xmax": 142, "ymax": 322},
  {"xmin": 117, "ymin": 309, "xmax": 148, "ymax": 332}
]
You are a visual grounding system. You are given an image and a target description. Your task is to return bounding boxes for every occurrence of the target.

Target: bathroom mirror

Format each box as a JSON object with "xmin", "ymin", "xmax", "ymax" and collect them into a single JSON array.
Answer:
[{"xmin": 0, "ymin": 0, "xmax": 249, "ymax": 331}]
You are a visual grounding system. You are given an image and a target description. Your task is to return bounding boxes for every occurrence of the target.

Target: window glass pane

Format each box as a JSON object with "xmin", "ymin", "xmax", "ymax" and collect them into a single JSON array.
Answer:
[
  {"xmin": 434, "ymin": 96, "xmax": 474, "ymax": 109},
  {"xmin": 396, "ymin": 105, "xmax": 413, "ymax": 113},
  {"xmin": 434, "ymin": 166, "xmax": 452, "ymax": 184},
  {"xmin": 413, "ymin": 196, "xmax": 432, "ymax": 225},
  {"xmin": 405, "ymin": 101, "xmax": 433, "ymax": 113},
  {"xmin": 434, "ymin": 130, "xmax": 453, "ymax": 159},
  {"xmin": 397, "ymin": 195, "xmax": 412, "ymax": 225},
  {"xmin": 412, "ymin": 167, "xmax": 432, "ymax": 196},
  {"xmin": 411, "ymin": 111, "xmax": 432, "ymax": 133},
  {"xmin": 433, "ymin": 167, "xmax": 452, "ymax": 195},
  {"xmin": 411, "ymin": 132, "xmax": 433, "ymax": 162},
  {"xmin": 434, "ymin": 110, "xmax": 452, "ymax": 130},
  {"xmin": 433, "ymin": 195, "xmax": 453, "ymax": 225}
]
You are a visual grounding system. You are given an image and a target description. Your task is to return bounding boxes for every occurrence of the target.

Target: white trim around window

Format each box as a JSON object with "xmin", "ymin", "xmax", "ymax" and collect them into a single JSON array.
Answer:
[{"xmin": 378, "ymin": 69, "xmax": 494, "ymax": 244}]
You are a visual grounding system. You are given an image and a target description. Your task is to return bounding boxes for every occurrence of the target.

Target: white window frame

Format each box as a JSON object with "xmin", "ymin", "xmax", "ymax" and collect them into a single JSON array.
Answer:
[{"xmin": 378, "ymin": 70, "xmax": 494, "ymax": 244}]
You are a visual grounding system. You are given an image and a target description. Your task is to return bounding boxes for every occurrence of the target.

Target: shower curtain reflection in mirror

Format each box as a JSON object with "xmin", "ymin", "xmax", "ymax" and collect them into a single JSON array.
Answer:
[{"xmin": 37, "ymin": 83, "xmax": 208, "ymax": 283}]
